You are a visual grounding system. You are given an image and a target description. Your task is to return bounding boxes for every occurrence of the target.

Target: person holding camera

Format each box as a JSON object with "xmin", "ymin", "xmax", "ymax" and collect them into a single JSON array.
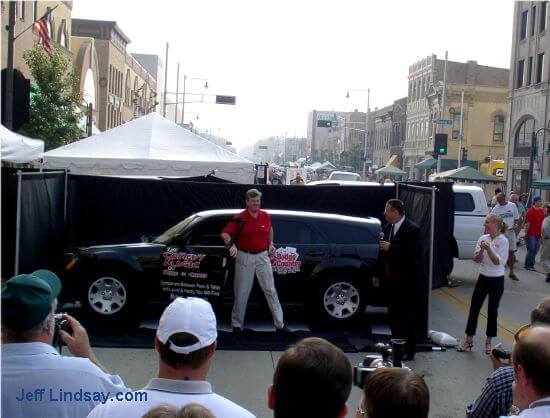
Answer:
[
  {"xmin": 467, "ymin": 297, "xmax": 550, "ymax": 418},
  {"xmin": 1, "ymin": 270, "xmax": 129, "ymax": 418},
  {"xmin": 458, "ymin": 214, "xmax": 509, "ymax": 354},
  {"xmin": 355, "ymin": 368, "xmax": 429, "ymax": 418}
]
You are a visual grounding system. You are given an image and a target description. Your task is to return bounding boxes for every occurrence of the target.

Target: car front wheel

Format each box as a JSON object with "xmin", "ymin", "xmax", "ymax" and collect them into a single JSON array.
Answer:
[
  {"xmin": 81, "ymin": 268, "xmax": 135, "ymax": 323},
  {"xmin": 308, "ymin": 275, "xmax": 367, "ymax": 329}
]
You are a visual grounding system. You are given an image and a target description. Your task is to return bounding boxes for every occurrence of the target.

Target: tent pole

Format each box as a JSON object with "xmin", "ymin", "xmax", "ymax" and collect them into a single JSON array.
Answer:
[
  {"xmin": 15, "ymin": 170, "xmax": 22, "ymax": 275},
  {"xmin": 64, "ymin": 170, "xmax": 68, "ymax": 225},
  {"xmin": 428, "ymin": 185, "xmax": 436, "ymax": 334}
]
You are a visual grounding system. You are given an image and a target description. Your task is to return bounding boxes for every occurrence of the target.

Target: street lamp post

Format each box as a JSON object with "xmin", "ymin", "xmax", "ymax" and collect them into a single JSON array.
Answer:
[
  {"xmin": 345, "ymin": 88, "xmax": 370, "ymax": 179},
  {"xmin": 528, "ymin": 127, "xmax": 550, "ymax": 192}
]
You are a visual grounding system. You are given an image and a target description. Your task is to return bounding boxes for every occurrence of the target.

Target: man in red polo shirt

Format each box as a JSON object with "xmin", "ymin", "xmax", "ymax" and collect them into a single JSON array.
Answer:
[
  {"xmin": 221, "ymin": 189, "xmax": 290, "ymax": 335},
  {"xmin": 524, "ymin": 196, "xmax": 545, "ymax": 271}
]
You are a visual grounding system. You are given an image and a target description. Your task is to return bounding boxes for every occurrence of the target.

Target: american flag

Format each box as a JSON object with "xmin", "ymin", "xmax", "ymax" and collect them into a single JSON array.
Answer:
[{"xmin": 33, "ymin": 16, "xmax": 51, "ymax": 55}]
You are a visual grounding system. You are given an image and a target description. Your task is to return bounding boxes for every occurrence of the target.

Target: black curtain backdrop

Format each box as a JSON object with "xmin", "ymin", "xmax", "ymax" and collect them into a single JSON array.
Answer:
[
  {"xmin": 1, "ymin": 168, "xmax": 19, "ymax": 278},
  {"xmin": 66, "ymin": 175, "xmax": 396, "ymax": 246},
  {"xmin": 18, "ymin": 172, "xmax": 66, "ymax": 274},
  {"xmin": 397, "ymin": 184, "xmax": 433, "ymax": 340}
]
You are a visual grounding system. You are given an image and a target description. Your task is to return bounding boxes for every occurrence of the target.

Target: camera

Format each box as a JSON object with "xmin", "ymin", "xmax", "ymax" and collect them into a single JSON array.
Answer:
[
  {"xmin": 53, "ymin": 313, "xmax": 72, "ymax": 352},
  {"xmin": 492, "ymin": 347, "xmax": 511, "ymax": 360},
  {"xmin": 353, "ymin": 339, "xmax": 410, "ymax": 389}
]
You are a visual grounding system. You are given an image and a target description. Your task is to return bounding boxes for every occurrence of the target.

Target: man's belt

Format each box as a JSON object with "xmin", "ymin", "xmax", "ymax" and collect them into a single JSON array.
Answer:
[{"xmin": 237, "ymin": 248, "xmax": 267, "ymax": 254}]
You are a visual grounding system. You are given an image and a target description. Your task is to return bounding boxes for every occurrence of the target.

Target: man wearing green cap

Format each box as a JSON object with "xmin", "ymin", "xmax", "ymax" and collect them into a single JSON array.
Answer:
[{"xmin": 1, "ymin": 270, "xmax": 130, "ymax": 418}]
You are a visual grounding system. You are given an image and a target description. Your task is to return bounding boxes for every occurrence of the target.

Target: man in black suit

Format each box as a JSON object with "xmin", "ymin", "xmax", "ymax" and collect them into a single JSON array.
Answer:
[{"xmin": 373, "ymin": 198, "xmax": 422, "ymax": 360}]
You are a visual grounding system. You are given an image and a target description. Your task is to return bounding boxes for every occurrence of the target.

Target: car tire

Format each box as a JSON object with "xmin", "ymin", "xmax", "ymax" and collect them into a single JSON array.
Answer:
[
  {"xmin": 81, "ymin": 267, "xmax": 136, "ymax": 325},
  {"xmin": 307, "ymin": 274, "xmax": 367, "ymax": 330}
]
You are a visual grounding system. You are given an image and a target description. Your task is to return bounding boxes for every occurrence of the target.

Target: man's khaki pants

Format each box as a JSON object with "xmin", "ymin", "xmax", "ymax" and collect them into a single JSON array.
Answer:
[{"xmin": 231, "ymin": 250, "xmax": 284, "ymax": 329}]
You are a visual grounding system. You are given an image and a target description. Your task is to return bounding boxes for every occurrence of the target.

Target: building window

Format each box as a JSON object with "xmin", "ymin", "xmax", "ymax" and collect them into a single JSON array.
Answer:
[
  {"xmin": 17, "ymin": 0, "xmax": 24, "ymax": 20},
  {"xmin": 517, "ymin": 59, "xmax": 525, "ymax": 88},
  {"xmin": 531, "ymin": 6, "xmax": 537, "ymax": 37},
  {"xmin": 515, "ymin": 118, "xmax": 535, "ymax": 149},
  {"xmin": 537, "ymin": 53, "xmax": 545, "ymax": 83},
  {"xmin": 541, "ymin": 1, "xmax": 548, "ymax": 32},
  {"xmin": 493, "ymin": 115, "xmax": 505, "ymax": 142},
  {"xmin": 520, "ymin": 9, "xmax": 528, "ymax": 40},
  {"xmin": 528, "ymin": 56, "xmax": 533, "ymax": 85}
]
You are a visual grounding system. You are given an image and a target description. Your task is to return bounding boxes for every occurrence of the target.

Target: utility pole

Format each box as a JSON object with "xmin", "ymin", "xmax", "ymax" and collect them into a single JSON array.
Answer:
[
  {"xmin": 5, "ymin": 2, "xmax": 16, "ymax": 129},
  {"xmin": 174, "ymin": 62, "xmax": 180, "ymax": 123},
  {"xmin": 458, "ymin": 89, "xmax": 464, "ymax": 168},
  {"xmin": 181, "ymin": 75, "xmax": 187, "ymax": 125},
  {"xmin": 362, "ymin": 88, "xmax": 370, "ymax": 179},
  {"xmin": 162, "ymin": 42, "xmax": 169, "ymax": 117},
  {"xmin": 437, "ymin": 51, "xmax": 448, "ymax": 173}
]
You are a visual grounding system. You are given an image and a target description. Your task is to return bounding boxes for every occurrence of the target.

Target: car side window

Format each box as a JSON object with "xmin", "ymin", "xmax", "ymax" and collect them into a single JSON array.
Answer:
[
  {"xmin": 455, "ymin": 193, "xmax": 475, "ymax": 212},
  {"xmin": 187, "ymin": 219, "xmax": 230, "ymax": 246},
  {"xmin": 315, "ymin": 222, "xmax": 375, "ymax": 244},
  {"xmin": 272, "ymin": 219, "xmax": 322, "ymax": 245}
]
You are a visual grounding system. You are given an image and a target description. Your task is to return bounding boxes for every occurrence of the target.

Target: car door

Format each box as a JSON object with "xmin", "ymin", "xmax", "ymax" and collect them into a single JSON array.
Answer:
[
  {"xmin": 159, "ymin": 216, "xmax": 235, "ymax": 302},
  {"xmin": 270, "ymin": 216, "xmax": 328, "ymax": 302}
]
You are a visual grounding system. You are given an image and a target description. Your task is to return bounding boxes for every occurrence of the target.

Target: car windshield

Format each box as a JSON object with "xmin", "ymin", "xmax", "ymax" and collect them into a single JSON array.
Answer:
[
  {"xmin": 153, "ymin": 214, "xmax": 200, "ymax": 244},
  {"xmin": 330, "ymin": 173, "xmax": 359, "ymax": 181}
]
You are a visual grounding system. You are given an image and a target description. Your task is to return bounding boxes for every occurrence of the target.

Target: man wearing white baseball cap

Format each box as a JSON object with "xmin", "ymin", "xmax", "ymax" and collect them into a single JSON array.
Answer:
[{"xmin": 87, "ymin": 297, "xmax": 255, "ymax": 418}]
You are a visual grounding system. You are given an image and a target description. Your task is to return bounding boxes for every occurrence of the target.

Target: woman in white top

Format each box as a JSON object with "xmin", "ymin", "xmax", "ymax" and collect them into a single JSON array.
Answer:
[{"xmin": 457, "ymin": 214, "xmax": 509, "ymax": 353}]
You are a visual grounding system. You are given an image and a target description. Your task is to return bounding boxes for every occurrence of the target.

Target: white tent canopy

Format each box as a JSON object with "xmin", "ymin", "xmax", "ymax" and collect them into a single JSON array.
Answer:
[
  {"xmin": 0, "ymin": 125, "xmax": 44, "ymax": 163},
  {"xmin": 43, "ymin": 113, "xmax": 255, "ymax": 183}
]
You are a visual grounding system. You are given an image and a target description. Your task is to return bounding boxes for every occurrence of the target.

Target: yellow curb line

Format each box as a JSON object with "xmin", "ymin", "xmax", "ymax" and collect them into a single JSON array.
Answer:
[
  {"xmin": 432, "ymin": 289, "xmax": 514, "ymax": 343},
  {"xmin": 441, "ymin": 286, "xmax": 520, "ymax": 333}
]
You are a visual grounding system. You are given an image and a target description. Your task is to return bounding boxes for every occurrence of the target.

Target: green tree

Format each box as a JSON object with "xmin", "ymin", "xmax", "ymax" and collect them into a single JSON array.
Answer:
[{"xmin": 22, "ymin": 44, "xmax": 84, "ymax": 150}]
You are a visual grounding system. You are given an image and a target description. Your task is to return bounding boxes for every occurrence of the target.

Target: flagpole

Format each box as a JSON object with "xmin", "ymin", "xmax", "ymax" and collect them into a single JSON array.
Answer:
[{"xmin": 5, "ymin": 1, "xmax": 16, "ymax": 129}]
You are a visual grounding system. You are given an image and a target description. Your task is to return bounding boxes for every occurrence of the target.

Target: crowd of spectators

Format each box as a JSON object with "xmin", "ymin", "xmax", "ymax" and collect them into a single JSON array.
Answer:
[{"xmin": 2, "ymin": 269, "xmax": 550, "ymax": 418}]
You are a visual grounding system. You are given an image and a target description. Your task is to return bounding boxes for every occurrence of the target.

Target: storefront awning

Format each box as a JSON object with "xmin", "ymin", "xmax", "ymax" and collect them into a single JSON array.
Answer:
[
  {"xmin": 415, "ymin": 158, "xmax": 479, "ymax": 171},
  {"xmin": 386, "ymin": 154, "xmax": 399, "ymax": 168},
  {"xmin": 532, "ymin": 177, "xmax": 550, "ymax": 190}
]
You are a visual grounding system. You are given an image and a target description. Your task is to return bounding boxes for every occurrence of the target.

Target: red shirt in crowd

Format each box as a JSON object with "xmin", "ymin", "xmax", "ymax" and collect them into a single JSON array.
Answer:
[
  {"xmin": 222, "ymin": 209, "xmax": 272, "ymax": 252},
  {"xmin": 525, "ymin": 207, "xmax": 545, "ymax": 237}
]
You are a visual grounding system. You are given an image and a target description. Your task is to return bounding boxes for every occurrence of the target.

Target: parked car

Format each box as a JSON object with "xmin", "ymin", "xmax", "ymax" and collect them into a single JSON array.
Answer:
[
  {"xmin": 328, "ymin": 171, "xmax": 362, "ymax": 181},
  {"xmin": 306, "ymin": 181, "xmax": 488, "ymax": 260},
  {"xmin": 62, "ymin": 209, "xmax": 382, "ymax": 328}
]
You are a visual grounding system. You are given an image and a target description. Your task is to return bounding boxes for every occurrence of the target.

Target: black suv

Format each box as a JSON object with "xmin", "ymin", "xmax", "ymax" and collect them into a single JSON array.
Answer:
[{"xmin": 62, "ymin": 209, "xmax": 382, "ymax": 327}]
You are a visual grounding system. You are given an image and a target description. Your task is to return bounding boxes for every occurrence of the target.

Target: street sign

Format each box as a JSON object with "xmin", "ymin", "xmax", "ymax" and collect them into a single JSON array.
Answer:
[
  {"xmin": 437, "ymin": 119, "xmax": 453, "ymax": 125},
  {"xmin": 215, "ymin": 95, "xmax": 236, "ymax": 105}
]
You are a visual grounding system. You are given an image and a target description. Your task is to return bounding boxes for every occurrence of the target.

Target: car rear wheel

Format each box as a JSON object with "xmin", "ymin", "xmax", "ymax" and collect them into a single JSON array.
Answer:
[
  {"xmin": 308, "ymin": 275, "xmax": 367, "ymax": 329},
  {"xmin": 81, "ymin": 268, "xmax": 136, "ymax": 324}
]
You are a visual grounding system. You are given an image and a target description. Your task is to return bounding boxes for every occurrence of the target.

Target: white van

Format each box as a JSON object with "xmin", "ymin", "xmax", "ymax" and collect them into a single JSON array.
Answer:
[{"xmin": 453, "ymin": 185, "xmax": 489, "ymax": 259}]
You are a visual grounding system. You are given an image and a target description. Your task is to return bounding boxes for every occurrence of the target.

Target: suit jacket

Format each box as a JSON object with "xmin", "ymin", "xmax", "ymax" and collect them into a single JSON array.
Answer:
[{"xmin": 376, "ymin": 217, "xmax": 422, "ymax": 291}]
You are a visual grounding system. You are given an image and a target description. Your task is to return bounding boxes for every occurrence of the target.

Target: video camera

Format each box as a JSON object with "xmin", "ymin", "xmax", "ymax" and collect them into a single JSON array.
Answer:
[{"xmin": 353, "ymin": 339, "xmax": 410, "ymax": 389}]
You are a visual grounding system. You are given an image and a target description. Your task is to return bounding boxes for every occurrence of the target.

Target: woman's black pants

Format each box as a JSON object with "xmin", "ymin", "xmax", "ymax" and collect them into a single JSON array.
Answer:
[{"xmin": 465, "ymin": 274, "xmax": 504, "ymax": 337}]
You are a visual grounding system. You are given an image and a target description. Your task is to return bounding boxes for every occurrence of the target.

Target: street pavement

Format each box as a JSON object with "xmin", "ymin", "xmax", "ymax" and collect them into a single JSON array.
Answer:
[{"xmin": 91, "ymin": 246, "xmax": 549, "ymax": 418}]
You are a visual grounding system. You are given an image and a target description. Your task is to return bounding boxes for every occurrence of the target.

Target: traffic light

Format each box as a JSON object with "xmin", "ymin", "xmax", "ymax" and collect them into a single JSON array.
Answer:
[
  {"xmin": 434, "ymin": 133, "xmax": 448, "ymax": 156},
  {"xmin": 317, "ymin": 120, "xmax": 333, "ymax": 128}
]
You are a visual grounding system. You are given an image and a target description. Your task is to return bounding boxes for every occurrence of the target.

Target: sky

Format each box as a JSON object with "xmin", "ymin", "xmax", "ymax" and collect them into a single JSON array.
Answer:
[{"xmin": 71, "ymin": 0, "xmax": 515, "ymax": 151}]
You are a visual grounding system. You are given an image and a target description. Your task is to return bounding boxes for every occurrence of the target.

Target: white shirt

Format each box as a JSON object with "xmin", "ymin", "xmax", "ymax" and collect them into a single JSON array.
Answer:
[
  {"xmin": 87, "ymin": 378, "xmax": 256, "ymax": 418},
  {"xmin": 392, "ymin": 216, "xmax": 406, "ymax": 238},
  {"xmin": 503, "ymin": 397, "xmax": 550, "ymax": 417},
  {"xmin": 475, "ymin": 233, "xmax": 509, "ymax": 277},
  {"xmin": 491, "ymin": 202, "xmax": 520, "ymax": 231},
  {"xmin": 1, "ymin": 342, "xmax": 129, "ymax": 418}
]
